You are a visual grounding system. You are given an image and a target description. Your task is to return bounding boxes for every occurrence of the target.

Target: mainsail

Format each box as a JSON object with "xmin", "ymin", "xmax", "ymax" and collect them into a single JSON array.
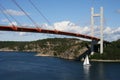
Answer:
[{"xmin": 83, "ymin": 55, "xmax": 90, "ymax": 65}]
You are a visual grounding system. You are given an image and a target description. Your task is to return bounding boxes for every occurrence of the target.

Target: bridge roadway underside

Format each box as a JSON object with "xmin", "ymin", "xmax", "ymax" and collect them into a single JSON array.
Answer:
[{"xmin": 0, "ymin": 25, "xmax": 101, "ymax": 41}]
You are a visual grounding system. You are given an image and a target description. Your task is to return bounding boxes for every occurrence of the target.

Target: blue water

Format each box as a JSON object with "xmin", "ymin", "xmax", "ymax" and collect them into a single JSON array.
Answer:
[{"xmin": 0, "ymin": 51, "xmax": 120, "ymax": 80}]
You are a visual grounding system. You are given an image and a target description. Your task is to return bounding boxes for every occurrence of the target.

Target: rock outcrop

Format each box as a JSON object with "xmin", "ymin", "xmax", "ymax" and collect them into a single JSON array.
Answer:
[{"xmin": 0, "ymin": 38, "xmax": 90, "ymax": 60}]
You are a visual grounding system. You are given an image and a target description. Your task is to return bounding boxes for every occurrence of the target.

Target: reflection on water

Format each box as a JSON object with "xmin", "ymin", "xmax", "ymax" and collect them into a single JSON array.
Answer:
[
  {"xmin": 98, "ymin": 62, "xmax": 106, "ymax": 80},
  {"xmin": 84, "ymin": 62, "xmax": 109, "ymax": 80},
  {"xmin": 83, "ymin": 63, "xmax": 108, "ymax": 80},
  {"xmin": 83, "ymin": 65, "xmax": 90, "ymax": 80}
]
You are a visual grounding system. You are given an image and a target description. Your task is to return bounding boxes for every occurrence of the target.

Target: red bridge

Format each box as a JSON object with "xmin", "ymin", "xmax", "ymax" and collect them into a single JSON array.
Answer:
[
  {"xmin": 0, "ymin": 0, "xmax": 108, "ymax": 43},
  {"xmin": 0, "ymin": 25, "xmax": 101, "ymax": 41},
  {"xmin": 0, "ymin": 0, "xmax": 109, "ymax": 55}
]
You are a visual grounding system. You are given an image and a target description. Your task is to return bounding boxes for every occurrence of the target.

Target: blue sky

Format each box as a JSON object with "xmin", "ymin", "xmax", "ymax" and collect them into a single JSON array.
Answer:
[{"xmin": 0, "ymin": 0, "xmax": 120, "ymax": 41}]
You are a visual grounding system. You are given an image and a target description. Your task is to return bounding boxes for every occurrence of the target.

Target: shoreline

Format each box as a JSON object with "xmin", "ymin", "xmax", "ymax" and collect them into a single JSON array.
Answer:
[
  {"xmin": 90, "ymin": 59, "xmax": 120, "ymax": 62},
  {"xmin": 36, "ymin": 54, "xmax": 120, "ymax": 62},
  {"xmin": 0, "ymin": 51, "xmax": 120, "ymax": 62},
  {"xmin": 35, "ymin": 53, "xmax": 52, "ymax": 57}
]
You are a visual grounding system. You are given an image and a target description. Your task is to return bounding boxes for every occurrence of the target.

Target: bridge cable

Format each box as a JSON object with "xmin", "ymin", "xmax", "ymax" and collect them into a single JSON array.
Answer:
[
  {"xmin": 0, "ymin": 3, "xmax": 21, "ymax": 26},
  {"xmin": 0, "ymin": 4, "xmax": 14, "ymax": 26},
  {"xmin": 28, "ymin": 0, "xmax": 51, "ymax": 25},
  {"xmin": 11, "ymin": 0, "xmax": 40, "ymax": 28}
]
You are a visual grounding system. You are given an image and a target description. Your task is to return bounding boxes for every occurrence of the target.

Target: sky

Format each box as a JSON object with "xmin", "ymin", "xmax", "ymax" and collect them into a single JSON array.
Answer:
[{"xmin": 0, "ymin": 0, "xmax": 120, "ymax": 41}]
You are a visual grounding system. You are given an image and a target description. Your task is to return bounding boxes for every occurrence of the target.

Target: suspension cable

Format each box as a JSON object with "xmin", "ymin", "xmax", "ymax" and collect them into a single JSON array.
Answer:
[
  {"xmin": 29, "ymin": 0, "xmax": 51, "ymax": 25},
  {"xmin": 0, "ymin": 3, "xmax": 21, "ymax": 26},
  {"xmin": 0, "ymin": 4, "xmax": 14, "ymax": 26},
  {"xmin": 11, "ymin": 0, "xmax": 39, "ymax": 27}
]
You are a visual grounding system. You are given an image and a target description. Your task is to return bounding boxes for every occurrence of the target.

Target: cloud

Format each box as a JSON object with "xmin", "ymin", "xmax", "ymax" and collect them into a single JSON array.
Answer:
[
  {"xmin": 41, "ymin": 23, "xmax": 54, "ymax": 30},
  {"xmin": 19, "ymin": 32, "xmax": 26, "ymax": 36},
  {"xmin": 53, "ymin": 21, "xmax": 91, "ymax": 34},
  {"xmin": 107, "ymin": 27, "xmax": 120, "ymax": 41},
  {"xmin": 1, "ymin": 19, "xmax": 9, "ymax": 22},
  {"xmin": 3, "ymin": 9, "xmax": 26, "ymax": 16},
  {"xmin": 9, "ymin": 21, "xmax": 17, "ymax": 26},
  {"xmin": 0, "ymin": 20, "xmax": 120, "ymax": 41},
  {"xmin": 52, "ymin": 21, "xmax": 120, "ymax": 41},
  {"xmin": 54, "ymin": 21, "xmax": 71, "ymax": 31},
  {"xmin": 116, "ymin": 9, "xmax": 120, "ymax": 14}
]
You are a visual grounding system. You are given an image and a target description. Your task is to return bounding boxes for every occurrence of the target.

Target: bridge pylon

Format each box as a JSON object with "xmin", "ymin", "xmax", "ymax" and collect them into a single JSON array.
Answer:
[{"xmin": 91, "ymin": 7, "xmax": 104, "ymax": 54}]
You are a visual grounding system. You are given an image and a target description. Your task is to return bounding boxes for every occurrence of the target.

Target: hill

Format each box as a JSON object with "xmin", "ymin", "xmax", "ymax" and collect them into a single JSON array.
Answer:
[
  {"xmin": 0, "ymin": 38, "xmax": 90, "ymax": 60},
  {"xmin": 1, "ymin": 38, "xmax": 120, "ymax": 60},
  {"xmin": 90, "ymin": 39, "xmax": 120, "ymax": 60}
]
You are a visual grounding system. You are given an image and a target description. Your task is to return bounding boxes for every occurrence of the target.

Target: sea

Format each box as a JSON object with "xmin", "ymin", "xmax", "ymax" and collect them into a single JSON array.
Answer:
[{"xmin": 0, "ymin": 51, "xmax": 120, "ymax": 80}]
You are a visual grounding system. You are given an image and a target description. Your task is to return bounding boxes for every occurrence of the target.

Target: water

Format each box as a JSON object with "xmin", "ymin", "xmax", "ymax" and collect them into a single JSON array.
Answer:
[{"xmin": 0, "ymin": 51, "xmax": 120, "ymax": 80}]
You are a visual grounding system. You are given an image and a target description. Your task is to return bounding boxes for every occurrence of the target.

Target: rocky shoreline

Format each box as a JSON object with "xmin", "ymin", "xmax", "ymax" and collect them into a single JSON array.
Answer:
[
  {"xmin": 35, "ymin": 53, "xmax": 52, "ymax": 57},
  {"xmin": 0, "ymin": 38, "xmax": 120, "ymax": 62},
  {"xmin": 36, "ymin": 53, "xmax": 120, "ymax": 62},
  {"xmin": 0, "ymin": 50, "xmax": 120, "ymax": 62}
]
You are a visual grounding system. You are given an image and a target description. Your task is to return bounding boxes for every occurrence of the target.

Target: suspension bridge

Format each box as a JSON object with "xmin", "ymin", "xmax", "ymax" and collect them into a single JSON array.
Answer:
[{"xmin": 0, "ymin": 0, "xmax": 108, "ymax": 55}]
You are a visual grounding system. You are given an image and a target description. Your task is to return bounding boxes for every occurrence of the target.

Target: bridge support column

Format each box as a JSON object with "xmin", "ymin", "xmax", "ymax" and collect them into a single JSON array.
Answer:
[
  {"xmin": 90, "ymin": 40, "xmax": 98, "ymax": 55},
  {"xmin": 91, "ymin": 40, "xmax": 94, "ymax": 55},
  {"xmin": 100, "ymin": 7, "xmax": 103, "ymax": 54},
  {"xmin": 91, "ymin": 7, "xmax": 104, "ymax": 54}
]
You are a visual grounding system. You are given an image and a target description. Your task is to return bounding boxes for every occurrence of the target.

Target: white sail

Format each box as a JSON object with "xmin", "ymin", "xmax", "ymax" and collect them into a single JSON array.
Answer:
[{"xmin": 83, "ymin": 55, "xmax": 90, "ymax": 65}]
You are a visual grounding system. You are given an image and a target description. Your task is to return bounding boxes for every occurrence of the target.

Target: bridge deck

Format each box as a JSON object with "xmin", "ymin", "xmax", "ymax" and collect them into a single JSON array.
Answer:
[{"xmin": 0, "ymin": 25, "xmax": 107, "ymax": 42}]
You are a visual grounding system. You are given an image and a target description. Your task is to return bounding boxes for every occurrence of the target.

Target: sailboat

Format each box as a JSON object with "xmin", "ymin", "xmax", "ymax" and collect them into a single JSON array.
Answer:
[{"xmin": 83, "ymin": 55, "xmax": 91, "ymax": 66}]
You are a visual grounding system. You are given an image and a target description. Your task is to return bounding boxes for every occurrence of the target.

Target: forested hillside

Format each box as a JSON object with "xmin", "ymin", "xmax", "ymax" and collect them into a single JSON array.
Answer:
[
  {"xmin": 90, "ymin": 39, "xmax": 120, "ymax": 60},
  {"xmin": 0, "ymin": 38, "xmax": 89, "ymax": 60},
  {"xmin": 1, "ymin": 38, "xmax": 120, "ymax": 60}
]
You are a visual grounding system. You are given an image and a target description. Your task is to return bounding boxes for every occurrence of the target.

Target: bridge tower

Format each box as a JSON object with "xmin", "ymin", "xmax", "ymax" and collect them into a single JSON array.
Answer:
[{"xmin": 91, "ymin": 7, "xmax": 104, "ymax": 54}]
